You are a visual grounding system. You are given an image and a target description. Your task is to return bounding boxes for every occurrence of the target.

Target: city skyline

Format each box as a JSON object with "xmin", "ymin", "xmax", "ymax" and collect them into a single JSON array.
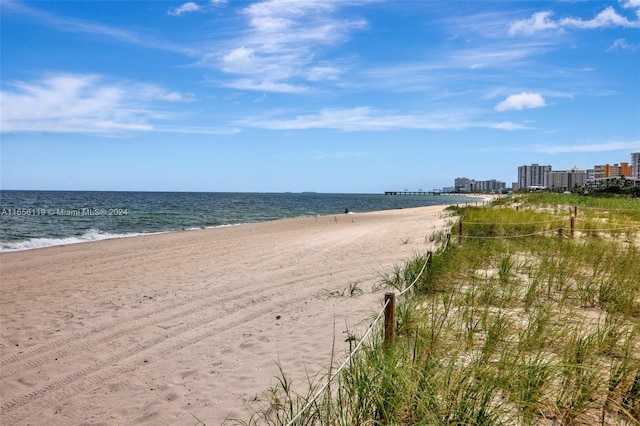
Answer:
[
  {"xmin": 455, "ymin": 151, "xmax": 638, "ymax": 193},
  {"xmin": 1, "ymin": 1, "xmax": 639, "ymax": 193}
]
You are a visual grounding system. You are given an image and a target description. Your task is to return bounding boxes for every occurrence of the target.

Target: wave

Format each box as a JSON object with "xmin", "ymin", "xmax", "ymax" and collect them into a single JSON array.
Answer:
[
  {"xmin": 0, "ymin": 224, "xmax": 246, "ymax": 253},
  {"xmin": 0, "ymin": 229, "xmax": 164, "ymax": 252}
]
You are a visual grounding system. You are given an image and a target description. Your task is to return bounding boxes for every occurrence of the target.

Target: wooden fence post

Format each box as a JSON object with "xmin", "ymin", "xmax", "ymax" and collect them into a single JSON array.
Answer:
[
  {"xmin": 558, "ymin": 228, "xmax": 564, "ymax": 238},
  {"xmin": 570, "ymin": 216, "xmax": 575, "ymax": 237},
  {"xmin": 384, "ymin": 293, "xmax": 395, "ymax": 348},
  {"xmin": 574, "ymin": 206, "xmax": 578, "ymax": 217},
  {"xmin": 458, "ymin": 221, "xmax": 463, "ymax": 238},
  {"xmin": 427, "ymin": 251, "xmax": 433, "ymax": 267}
]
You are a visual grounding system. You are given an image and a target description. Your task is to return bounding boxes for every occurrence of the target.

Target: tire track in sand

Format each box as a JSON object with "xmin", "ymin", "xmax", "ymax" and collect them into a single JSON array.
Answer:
[
  {"xmin": 1, "ymin": 228, "xmax": 358, "ymax": 423},
  {"xmin": 1, "ymin": 267, "xmax": 356, "ymax": 425}
]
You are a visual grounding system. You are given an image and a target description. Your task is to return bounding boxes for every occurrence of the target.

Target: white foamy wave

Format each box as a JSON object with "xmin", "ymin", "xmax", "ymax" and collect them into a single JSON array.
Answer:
[{"xmin": 0, "ymin": 229, "xmax": 162, "ymax": 252}]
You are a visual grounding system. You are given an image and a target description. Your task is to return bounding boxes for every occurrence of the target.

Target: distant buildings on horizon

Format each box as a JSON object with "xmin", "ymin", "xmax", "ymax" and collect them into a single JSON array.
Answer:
[
  {"xmin": 454, "ymin": 177, "xmax": 506, "ymax": 193},
  {"xmin": 451, "ymin": 152, "xmax": 639, "ymax": 193}
]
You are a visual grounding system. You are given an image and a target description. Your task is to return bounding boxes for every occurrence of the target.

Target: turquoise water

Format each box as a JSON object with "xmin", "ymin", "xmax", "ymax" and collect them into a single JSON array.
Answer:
[{"xmin": 0, "ymin": 191, "xmax": 477, "ymax": 251}]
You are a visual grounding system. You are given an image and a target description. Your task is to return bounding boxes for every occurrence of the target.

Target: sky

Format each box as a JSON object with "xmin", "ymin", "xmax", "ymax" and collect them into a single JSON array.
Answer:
[{"xmin": 1, "ymin": 0, "xmax": 639, "ymax": 193}]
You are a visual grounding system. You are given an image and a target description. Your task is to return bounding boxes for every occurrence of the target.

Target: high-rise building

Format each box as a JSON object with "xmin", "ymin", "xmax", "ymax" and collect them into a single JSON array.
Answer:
[
  {"xmin": 594, "ymin": 163, "xmax": 632, "ymax": 178},
  {"xmin": 518, "ymin": 164, "xmax": 551, "ymax": 189},
  {"xmin": 454, "ymin": 177, "xmax": 505, "ymax": 192},
  {"xmin": 632, "ymin": 152, "xmax": 640, "ymax": 179},
  {"xmin": 454, "ymin": 177, "xmax": 473, "ymax": 192},
  {"xmin": 548, "ymin": 168, "xmax": 587, "ymax": 190},
  {"xmin": 476, "ymin": 179, "xmax": 506, "ymax": 192}
]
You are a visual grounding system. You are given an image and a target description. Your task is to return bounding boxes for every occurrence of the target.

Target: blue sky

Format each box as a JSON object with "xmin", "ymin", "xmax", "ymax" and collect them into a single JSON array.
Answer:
[{"xmin": 1, "ymin": 0, "xmax": 639, "ymax": 193}]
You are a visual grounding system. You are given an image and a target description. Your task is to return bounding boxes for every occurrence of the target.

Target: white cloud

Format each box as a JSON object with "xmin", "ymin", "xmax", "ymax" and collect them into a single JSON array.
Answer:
[
  {"xmin": 213, "ymin": 0, "xmax": 369, "ymax": 92},
  {"xmin": 236, "ymin": 107, "xmax": 525, "ymax": 132},
  {"xmin": 607, "ymin": 38, "xmax": 638, "ymax": 51},
  {"xmin": 169, "ymin": 0, "xmax": 227, "ymax": 15},
  {"xmin": 533, "ymin": 141, "xmax": 640, "ymax": 154},
  {"xmin": 621, "ymin": 0, "xmax": 640, "ymax": 18},
  {"xmin": 509, "ymin": 6, "xmax": 640, "ymax": 35},
  {"xmin": 306, "ymin": 65, "xmax": 343, "ymax": 81},
  {"xmin": 4, "ymin": 1, "xmax": 198, "ymax": 56},
  {"xmin": 509, "ymin": 11, "xmax": 558, "ymax": 36},
  {"xmin": 0, "ymin": 74, "xmax": 194, "ymax": 134},
  {"xmin": 495, "ymin": 92, "xmax": 546, "ymax": 111},
  {"xmin": 491, "ymin": 121, "xmax": 527, "ymax": 130},
  {"xmin": 222, "ymin": 47, "xmax": 256, "ymax": 73},
  {"xmin": 222, "ymin": 79, "xmax": 308, "ymax": 94},
  {"xmin": 169, "ymin": 2, "xmax": 201, "ymax": 16},
  {"xmin": 559, "ymin": 7, "xmax": 638, "ymax": 29}
]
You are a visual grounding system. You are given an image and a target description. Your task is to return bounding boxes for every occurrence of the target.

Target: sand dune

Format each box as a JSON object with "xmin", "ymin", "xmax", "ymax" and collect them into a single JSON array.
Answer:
[{"xmin": 0, "ymin": 206, "xmax": 450, "ymax": 425}]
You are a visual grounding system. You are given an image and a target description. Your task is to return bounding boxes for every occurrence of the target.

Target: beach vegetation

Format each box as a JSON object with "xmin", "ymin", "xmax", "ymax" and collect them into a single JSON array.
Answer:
[
  {"xmin": 321, "ymin": 281, "xmax": 364, "ymax": 298},
  {"xmin": 230, "ymin": 194, "xmax": 640, "ymax": 426}
]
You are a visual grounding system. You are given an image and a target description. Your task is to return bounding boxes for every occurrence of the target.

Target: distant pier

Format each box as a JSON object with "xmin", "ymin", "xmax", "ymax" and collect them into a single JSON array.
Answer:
[{"xmin": 384, "ymin": 191, "xmax": 457, "ymax": 196}]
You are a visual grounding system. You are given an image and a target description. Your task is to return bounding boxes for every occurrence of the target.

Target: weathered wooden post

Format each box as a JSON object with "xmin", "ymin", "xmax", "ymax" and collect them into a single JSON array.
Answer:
[
  {"xmin": 558, "ymin": 227, "xmax": 564, "ymax": 238},
  {"xmin": 446, "ymin": 233, "xmax": 451, "ymax": 246},
  {"xmin": 570, "ymin": 216, "xmax": 575, "ymax": 237},
  {"xmin": 574, "ymin": 206, "xmax": 578, "ymax": 217},
  {"xmin": 384, "ymin": 293, "xmax": 395, "ymax": 347},
  {"xmin": 427, "ymin": 251, "xmax": 433, "ymax": 267},
  {"xmin": 458, "ymin": 221, "xmax": 463, "ymax": 238}
]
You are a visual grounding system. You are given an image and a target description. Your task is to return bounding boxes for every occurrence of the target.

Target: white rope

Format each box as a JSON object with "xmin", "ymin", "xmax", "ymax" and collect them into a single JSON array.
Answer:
[
  {"xmin": 459, "ymin": 224, "xmax": 640, "ymax": 239},
  {"xmin": 575, "ymin": 224, "xmax": 640, "ymax": 232},
  {"xmin": 573, "ymin": 206, "xmax": 640, "ymax": 212},
  {"xmin": 287, "ymin": 248, "xmax": 435, "ymax": 423},
  {"xmin": 397, "ymin": 253, "xmax": 430, "ymax": 298},
  {"xmin": 286, "ymin": 299, "xmax": 390, "ymax": 426},
  {"xmin": 461, "ymin": 219, "xmax": 566, "ymax": 225},
  {"xmin": 461, "ymin": 229, "xmax": 559, "ymax": 239}
]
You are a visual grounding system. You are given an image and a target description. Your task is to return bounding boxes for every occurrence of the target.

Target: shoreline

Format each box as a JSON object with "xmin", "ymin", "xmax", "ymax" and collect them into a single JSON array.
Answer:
[
  {"xmin": 1, "ymin": 204, "xmax": 452, "ymax": 425},
  {"xmin": 0, "ymin": 199, "xmax": 472, "ymax": 253}
]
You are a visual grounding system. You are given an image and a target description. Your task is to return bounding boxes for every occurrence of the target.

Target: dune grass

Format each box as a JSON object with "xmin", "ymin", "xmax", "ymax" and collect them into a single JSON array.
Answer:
[{"xmin": 230, "ymin": 194, "xmax": 639, "ymax": 425}]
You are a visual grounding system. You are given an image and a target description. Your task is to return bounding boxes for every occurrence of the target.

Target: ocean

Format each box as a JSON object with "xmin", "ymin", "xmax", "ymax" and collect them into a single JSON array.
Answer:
[{"xmin": 0, "ymin": 190, "xmax": 477, "ymax": 252}]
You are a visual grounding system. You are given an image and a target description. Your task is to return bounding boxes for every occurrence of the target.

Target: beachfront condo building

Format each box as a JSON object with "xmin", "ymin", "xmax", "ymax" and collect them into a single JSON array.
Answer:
[
  {"xmin": 455, "ymin": 177, "xmax": 506, "ymax": 192},
  {"xmin": 518, "ymin": 164, "xmax": 552, "ymax": 189},
  {"xmin": 594, "ymin": 163, "xmax": 633, "ymax": 178},
  {"xmin": 632, "ymin": 152, "xmax": 640, "ymax": 179},
  {"xmin": 548, "ymin": 168, "xmax": 588, "ymax": 190}
]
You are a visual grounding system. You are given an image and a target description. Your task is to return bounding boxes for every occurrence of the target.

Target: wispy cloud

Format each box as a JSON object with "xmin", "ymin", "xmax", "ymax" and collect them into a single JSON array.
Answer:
[
  {"xmin": 495, "ymin": 92, "xmax": 546, "ymax": 111},
  {"xmin": 509, "ymin": 4, "xmax": 640, "ymax": 36},
  {"xmin": 236, "ymin": 106, "xmax": 525, "ymax": 132},
  {"xmin": 533, "ymin": 141, "xmax": 640, "ymax": 154},
  {"xmin": 211, "ymin": 0, "xmax": 369, "ymax": 92},
  {"xmin": 168, "ymin": 0, "xmax": 228, "ymax": 16},
  {"xmin": 621, "ymin": 0, "xmax": 640, "ymax": 18},
  {"xmin": 3, "ymin": 0, "xmax": 197, "ymax": 56},
  {"xmin": 607, "ymin": 38, "xmax": 639, "ymax": 51},
  {"xmin": 169, "ymin": 2, "xmax": 201, "ymax": 16},
  {"xmin": 0, "ymin": 73, "xmax": 223, "ymax": 134}
]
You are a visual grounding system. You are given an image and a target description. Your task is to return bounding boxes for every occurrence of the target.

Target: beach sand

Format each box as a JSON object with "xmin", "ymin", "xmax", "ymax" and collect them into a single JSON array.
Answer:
[{"xmin": 0, "ymin": 205, "xmax": 451, "ymax": 425}]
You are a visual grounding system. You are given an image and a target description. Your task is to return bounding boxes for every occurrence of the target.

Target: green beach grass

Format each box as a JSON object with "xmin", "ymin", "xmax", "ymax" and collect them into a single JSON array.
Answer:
[{"xmin": 231, "ymin": 193, "xmax": 639, "ymax": 426}]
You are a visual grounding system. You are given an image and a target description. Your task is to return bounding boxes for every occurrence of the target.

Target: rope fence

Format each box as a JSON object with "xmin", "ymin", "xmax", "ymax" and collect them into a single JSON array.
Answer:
[
  {"xmin": 457, "ymin": 206, "xmax": 640, "ymax": 240},
  {"xmin": 460, "ymin": 219, "xmax": 566, "ymax": 225},
  {"xmin": 461, "ymin": 229, "xmax": 559, "ymax": 239},
  {"xmin": 286, "ymin": 251, "xmax": 434, "ymax": 425},
  {"xmin": 287, "ymin": 298, "xmax": 390, "ymax": 426},
  {"xmin": 286, "ymin": 204, "xmax": 636, "ymax": 424}
]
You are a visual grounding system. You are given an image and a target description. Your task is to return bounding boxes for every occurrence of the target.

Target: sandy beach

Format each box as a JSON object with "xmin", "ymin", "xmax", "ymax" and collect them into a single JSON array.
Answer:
[{"xmin": 1, "ymin": 205, "xmax": 450, "ymax": 425}]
